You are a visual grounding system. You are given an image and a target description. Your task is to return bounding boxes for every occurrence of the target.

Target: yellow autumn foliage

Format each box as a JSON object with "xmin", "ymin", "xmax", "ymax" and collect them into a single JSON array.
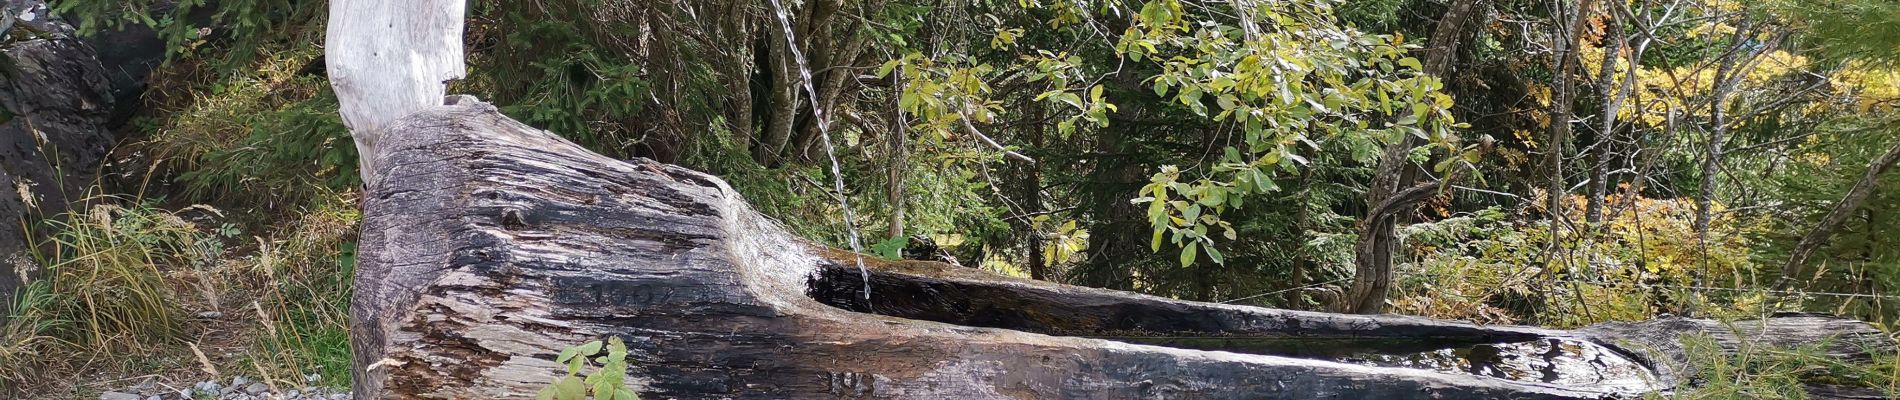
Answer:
[{"xmin": 1388, "ymin": 191, "xmax": 1774, "ymax": 328}]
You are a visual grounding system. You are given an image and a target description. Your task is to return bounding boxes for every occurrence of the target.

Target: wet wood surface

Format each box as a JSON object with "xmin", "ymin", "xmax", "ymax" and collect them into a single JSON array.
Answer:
[{"xmin": 353, "ymin": 98, "xmax": 1893, "ymax": 399}]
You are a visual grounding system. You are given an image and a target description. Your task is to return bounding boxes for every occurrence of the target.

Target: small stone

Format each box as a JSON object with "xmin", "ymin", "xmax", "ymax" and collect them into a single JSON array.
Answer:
[
  {"xmin": 287, "ymin": 389, "xmax": 300, "ymax": 398},
  {"xmin": 145, "ymin": 396, "xmax": 161, "ymax": 400},
  {"xmin": 304, "ymin": 373, "xmax": 320, "ymax": 384},
  {"xmin": 197, "ymin": 311, "xmax": 225, "ymax": 319},
  {"xmin": 98, "ymin": 392, "xmax": 142, "ymax": 400},
  {"xmin": 243, "ymin": 382, "xmax": 268, "ymax": 395},
  {"xmin": 231, "ymin": 377, "xmax": 249, "ymax": 388}
]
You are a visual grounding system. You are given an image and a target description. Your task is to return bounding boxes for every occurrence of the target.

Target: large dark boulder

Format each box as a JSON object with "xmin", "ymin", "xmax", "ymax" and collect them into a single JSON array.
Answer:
[{"xmin": 0, "ymin": 0, "xmax": 121, "ymax": 319}]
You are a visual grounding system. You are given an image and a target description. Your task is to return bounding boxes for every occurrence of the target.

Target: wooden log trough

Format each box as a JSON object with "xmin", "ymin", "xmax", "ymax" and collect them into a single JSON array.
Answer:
[{"xmin": 351, "ymin": 96, "xmax": 1895, "ymax": 399}]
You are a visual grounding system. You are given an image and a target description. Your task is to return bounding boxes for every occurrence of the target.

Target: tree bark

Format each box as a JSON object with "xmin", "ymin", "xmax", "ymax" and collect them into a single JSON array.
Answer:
[
  {"xmin": 351, "ymin": 98, "xmax": 1895, "ymax": 399},
  {"xmin": 1780, "ymin": 139, "xmax": 1900, "ymax": 284},
  {"xmin": 1543, "ymin": 0, "xmax": 1596, "ymax": 269},
  {"xmin": 325, "ymin": 0, "xmax": 467, "ymax": 186},
  {"xmin": 1586, "ymin": 7, "xmax": 1625, "ymax": 225},
  {"xmin": 1694, "ymin": 15, "xmax": 1754, "ymax": 253},
  {"xmin": 1022, "ymin": 103, "xmax": 1048, "ymax": 281},
  {"xmin": 887, "ymin": 69, "xmax": 908, "ymax": 240},
  {"xmin": 755, "ymin": 17, "xmax": 799, "ymax": 167},
  {"xmin": 1338, "ymin": 0, "xmax": 1481, "ymax": 314}
]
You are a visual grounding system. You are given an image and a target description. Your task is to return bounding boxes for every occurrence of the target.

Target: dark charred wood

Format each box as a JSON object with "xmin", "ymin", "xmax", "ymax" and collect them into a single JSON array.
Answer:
[{"xmin": 353, "ymin": 97, "xmax": 1894, "ymax": 399}]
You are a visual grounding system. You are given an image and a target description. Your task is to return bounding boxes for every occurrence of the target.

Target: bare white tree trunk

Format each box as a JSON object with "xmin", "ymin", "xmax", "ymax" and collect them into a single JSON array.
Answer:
[{"xmin": 326, "ymin": 0, "xmax": 468, "ymax": 186}]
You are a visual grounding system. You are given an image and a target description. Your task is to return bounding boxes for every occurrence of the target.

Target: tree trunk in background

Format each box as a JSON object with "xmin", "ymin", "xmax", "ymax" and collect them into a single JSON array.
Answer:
[
  {"xmin": 1542, "ymin": 0, "xmax": 1594, "ymax": 270},
  {"xmin": 1586, "ymin": 7, "xmax": 1625, "ymax": 226},
  {"xmin": 1694, "ymin": 16, "xmax": 1753, "ymax": 255},
  {"xmin": 1604, "ymin": 0, "xmax": 1660, "ymax": 222},
  {"xmin": 325, "ymin": 0, "xmax": 466, "ymax": 186},
  {"xmin": 887, "ymin": 70, "xmax": 908, "ymax": 240},
  {"xmin": 789, "ymin": 0, "xmax": 857, "ymax": 162},
  {"xmin": 1287, "ymin": 169, "xmax": 1312, "ymax": 306},
  {"xmin": 1075, "ymin": 73, "xmax": 1150, "ymax": 290},
  {"xmin": 1781, "ymin": 139, "xmax": 1900, "ymax": 285},
  {"xmin": 350, "ymin": 98, "xmax": 1894, "ymax": 400},
  {"xmin": 1023, "ymin": 103, "xmax": 1049, "ymax": 281},
  {"xmin": 716, "ymin": 2, "xmax": 756, "ymax": 144},
  {"xmin": 638, "ymin": 4, "xmax": 687, "ymax": 163},
  {"xmin": 756, "ymin": 18, "xmax": 798, "ymax": 167},
  {"xmin": 1338, "ymin": 0, "xmax": 1480, "ymax": 314}
]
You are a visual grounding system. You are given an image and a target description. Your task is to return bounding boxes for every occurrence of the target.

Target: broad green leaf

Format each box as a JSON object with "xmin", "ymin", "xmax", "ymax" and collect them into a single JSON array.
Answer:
[
  {"xmin": 876, "ymin": 59, "xmax": 901, "ymax": 78},
  {"xmin": 1397, "ymin": 57, "xmax": 1422, "ymax": 71},
  {"xmin": 1151, "ymin": 229, "xmax": 1164, "ymax": 252},
  {"xmin": 575, "ymin": 340, "xmax": 604, "ymax": 357},
  {"xmin": 555, "ymin": 376, "xmax": 586, "ymax": 400},
  {"xmin": 595, "ymin": 381, "xmax": 616, "ymax": 400}
]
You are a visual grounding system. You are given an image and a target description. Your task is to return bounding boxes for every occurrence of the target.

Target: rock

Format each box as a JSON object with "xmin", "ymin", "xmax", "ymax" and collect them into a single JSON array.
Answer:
[
  {"xmin": 144, "ymin": 395, "xmax": 160, "ymax": 400},
  {"xmin": 97, "ymin": 392, "xmax": 141, "ymax": 400},
  {"xmin": 0, "ymin": 0, "xmax": 122, "ymax": 321},
  {"xmin": 193, "ymin": 380, "xmax": 220, "ymax": 395},
  {"xmin": 242, "ymin": 382, "xmax": 266, "ymax": 395},
  {"xmin": 69, "ymin": 0, "xmax": 213, "ymax": 127},
  {"xmin": 196, "ymin": 311, "xmax": 224, "ymax": 319}
]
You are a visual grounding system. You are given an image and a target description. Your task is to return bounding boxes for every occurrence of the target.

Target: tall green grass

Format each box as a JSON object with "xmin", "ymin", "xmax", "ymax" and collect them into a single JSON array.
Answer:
[{"xmin": 1, "ymin": 197, "xmax": 224, "ymax": 392}]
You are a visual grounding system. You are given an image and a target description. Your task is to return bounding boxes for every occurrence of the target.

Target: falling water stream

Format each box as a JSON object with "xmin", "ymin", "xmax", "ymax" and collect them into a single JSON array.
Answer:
[{"xmin": 766, "ymin": 0, "xmax": 872, "ymax": 301}]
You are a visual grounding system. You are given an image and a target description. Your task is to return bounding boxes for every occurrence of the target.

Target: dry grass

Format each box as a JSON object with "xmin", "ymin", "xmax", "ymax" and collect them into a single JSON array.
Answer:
[
  {"xmin": 1, "ymin": 197, "xmax": 207, "ymax": 393},
  {"xmin": 1, "ymin": 190, "xmax": 360, "ymax": 397}
]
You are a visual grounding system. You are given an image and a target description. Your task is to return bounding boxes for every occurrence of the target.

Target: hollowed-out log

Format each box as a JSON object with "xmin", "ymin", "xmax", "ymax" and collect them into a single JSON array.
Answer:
[{"xmin": 352, "ymin": 97, "xmax": 1892, "ymax": 399}]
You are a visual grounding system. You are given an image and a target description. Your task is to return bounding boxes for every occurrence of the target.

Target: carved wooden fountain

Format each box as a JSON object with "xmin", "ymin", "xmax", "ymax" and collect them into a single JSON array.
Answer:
[{"xmin": 348, "ymin": 97, "xmax": 1892, "ymax": 399}]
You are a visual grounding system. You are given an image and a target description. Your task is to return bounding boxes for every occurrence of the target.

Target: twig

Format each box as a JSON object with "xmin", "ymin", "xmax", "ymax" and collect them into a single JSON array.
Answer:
[{"xmin": 955, "ymin": 107, "xmax": 1035, "ymax": 163}]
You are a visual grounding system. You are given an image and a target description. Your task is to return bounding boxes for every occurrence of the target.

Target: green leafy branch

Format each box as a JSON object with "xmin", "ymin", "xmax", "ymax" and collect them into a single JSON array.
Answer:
[{"xmin": 537, "ymin": 337, "xmax": 639, "ymax": 400}]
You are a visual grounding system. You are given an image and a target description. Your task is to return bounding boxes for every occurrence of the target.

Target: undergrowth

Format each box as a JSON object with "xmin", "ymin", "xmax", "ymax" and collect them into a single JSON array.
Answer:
[
  {"xmin": 1390, "ymin": 193, "xmax": 1783, "ymax": 328},
  {"xmin": 3, "ymin": 8, "xmax": 358, "ymax": 393},
  {"xmin": 1, "ymin": 197, "xmax": 224, "ymax": 393},
  {"xmin": 1655, "ymin": 327, "xmax": 1900, "ymax": 399}
]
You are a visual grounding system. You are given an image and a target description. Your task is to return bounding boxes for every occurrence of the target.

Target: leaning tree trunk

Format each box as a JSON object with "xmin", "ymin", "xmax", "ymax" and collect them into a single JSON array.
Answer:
[
  {"xmin": 349, "ymin": 97, "xmax": 1894, "ymax": 399},
  {"xmin": 1339, "ymin": 0, "xmax": 1481, "ymax": 314},
  {"xmin": 1780, "ymin": 138, "xmax": 1900, "ymax": 284}
]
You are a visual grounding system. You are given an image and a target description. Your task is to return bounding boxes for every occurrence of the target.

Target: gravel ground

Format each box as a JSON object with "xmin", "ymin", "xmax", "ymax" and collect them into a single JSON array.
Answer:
[{"xmin": 99, "ymin": 375, "xmax": 348, "ymax": 400}]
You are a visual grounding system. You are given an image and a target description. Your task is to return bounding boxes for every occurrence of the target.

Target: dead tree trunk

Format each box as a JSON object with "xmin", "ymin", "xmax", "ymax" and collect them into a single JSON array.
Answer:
[
  {"xmin": 351, "ymin": 98, "xmax": 1893, "ymax": 399},
  {"xmin": 325, "ymin": 0, "xmax": 466, "ymax": 186}
]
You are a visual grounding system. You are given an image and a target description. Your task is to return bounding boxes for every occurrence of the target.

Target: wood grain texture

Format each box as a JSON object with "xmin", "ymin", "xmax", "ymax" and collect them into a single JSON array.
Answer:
[
  {"xmin": 324, "ymin": 0, "xmax": 466, "ymax": 185},
  {"xmin": 354, "ymin": 97, "xmax": 1893, "ymax": 399}
]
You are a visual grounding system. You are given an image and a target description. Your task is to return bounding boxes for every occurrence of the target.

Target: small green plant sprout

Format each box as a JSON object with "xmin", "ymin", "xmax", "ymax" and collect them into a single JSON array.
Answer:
[{"xmin": 538, "ymin": 336, "xmax": 639, "ymax": 400}]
